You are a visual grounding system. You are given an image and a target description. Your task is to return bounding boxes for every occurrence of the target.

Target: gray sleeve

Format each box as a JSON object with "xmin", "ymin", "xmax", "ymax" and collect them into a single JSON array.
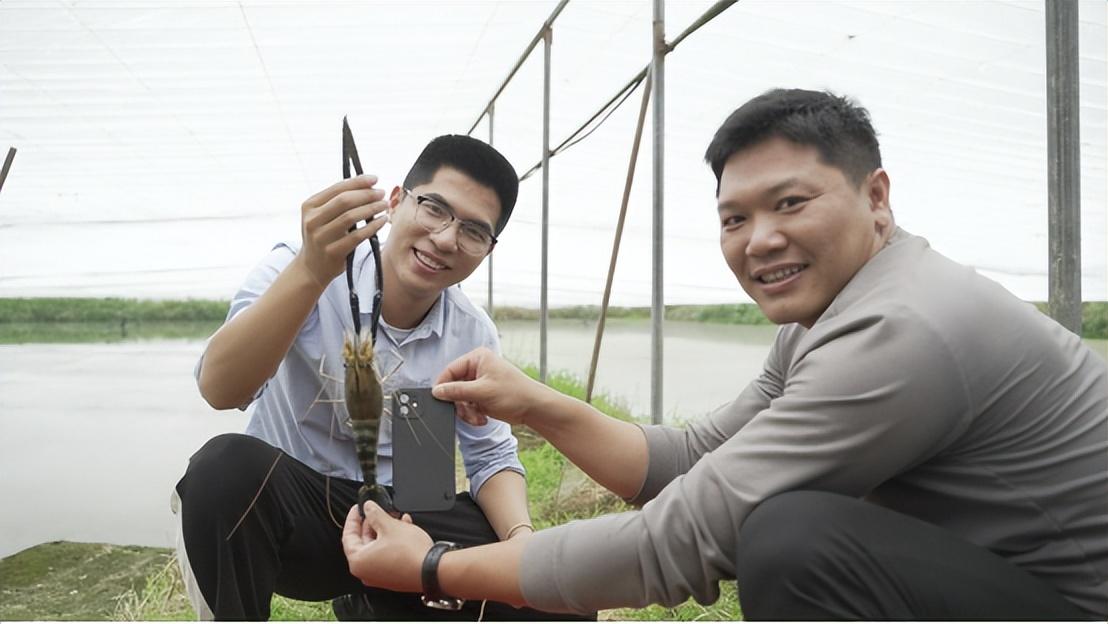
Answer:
[
  {"xmin": 520, "ymin": 312, "xmax": 973, "ymax": 613},
  {"xmin": 628, "ymin": 327, "xmax": 793, "ymax": 505}
]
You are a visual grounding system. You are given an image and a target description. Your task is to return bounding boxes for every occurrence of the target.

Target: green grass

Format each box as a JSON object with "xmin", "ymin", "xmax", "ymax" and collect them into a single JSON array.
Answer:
[
  {"xmin": 112, "ymin": 554, "xmax": 194, "ymax": 621},
  {"xmin": 0, "ymin": 542, "xmax": 176, "ymax": 621},
  {"xmin": 0, "ymin": 297, "xmax": 229, "ymax": 323},
  {"xmin": 1032, "ymin": 300, "xmax": 1108, "ymax": 340},
  {"xmin": 0, "ymin": 320, "xmax": 222, "ymax": 343},
  {"xmin": 0, "ymin": 298, "xmax": 229, "ymax": 344},
  {"xmin": 3, "ymin": 297, "xmax": 1107, "ymax": 340},
  {"xmin": 109, "ymin": 549, "xmax": 337, "ymax": 621},
  {"xmin": 612, "ymin": 583, "xmax": 742, "ymax": 621},
  {"xmin": 492, "ymin": 303, "xmax": 768, "ymax": 325}
]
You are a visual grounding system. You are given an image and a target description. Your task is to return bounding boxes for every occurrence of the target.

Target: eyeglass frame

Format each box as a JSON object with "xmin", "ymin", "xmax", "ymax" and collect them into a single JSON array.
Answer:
[{"xmin": 401, "ymin": 188, "xmax": 499, "ymax": 256}]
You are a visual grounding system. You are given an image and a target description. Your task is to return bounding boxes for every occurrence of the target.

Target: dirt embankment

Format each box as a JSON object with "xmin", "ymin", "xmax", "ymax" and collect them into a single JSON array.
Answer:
[{"xmin": 0, "ymin": 541, "xmax": 178, "ymax": 621}]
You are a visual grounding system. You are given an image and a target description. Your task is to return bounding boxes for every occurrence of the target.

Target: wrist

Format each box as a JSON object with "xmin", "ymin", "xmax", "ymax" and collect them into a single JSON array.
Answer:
[
  {"xmin": 288, "ymin": 253, "xmax": 331, "ymax": 293},
  {"xmin": 503, "ymin": 522, "xmax": 534, "ymax": 540},
  {"xmin": 524, "ymin": 385, "xmax": 574, "ymax": 435}
]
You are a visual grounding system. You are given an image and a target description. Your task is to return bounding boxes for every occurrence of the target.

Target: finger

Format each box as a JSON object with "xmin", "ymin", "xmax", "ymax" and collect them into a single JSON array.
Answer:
[
  {"xmin": 303, "ymin": 175, "xmax": 378, "ymax": 210},
  {"xmin": 435, "ymin": 381, "xmax": 489, "ymax": 412},
  {"xmin": 361, "ymin": 500, "xmax": 382, "ymax": 520},
  {"xmin": 314, "ymin": 190, "xmax": 388, "ymax": 234},
  {"xmin": 431, "ymin": 380, "xmax": 465, "ymax": 402},
  {"xmin": 317, "ymin": 202, "xmax": 389, "ymax": 245},
  {"xmin": 362, "ymin": 512, "xmax": 376, "ymax": 542},
  {"xmin": 456, "ymin": 401, "xmax": 488, "ymax": 427},
  {"xmin": 362, "ymin": 500, "xmax": 398, "ymax": 537},
  {"xmin": 326, "ymin": 211, "xmax": 390, "ymax": 258},
  {"xmin": 355, "ymin": 211, "xmax": 390, "ymax": 241},
  {"xmin": 341, "ymin": 505, "xmax": 366, "ymax": 555},
  {"xmin": 359, "ymin": 501, "xmax": 384, "ymax": 541},
  {"xmin": 303, "ymin": 192, "xmax": 385, "ymax": 249},
  {"xmin": 438, "ymin": 374, "xmax": 498, "ymax": 405}
]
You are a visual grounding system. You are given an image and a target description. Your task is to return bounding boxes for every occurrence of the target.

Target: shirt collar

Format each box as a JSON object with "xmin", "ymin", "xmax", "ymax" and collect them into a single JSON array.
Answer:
[{"xmin": 353, "ymin": 243, "xmax": 446, "ymax": 343}]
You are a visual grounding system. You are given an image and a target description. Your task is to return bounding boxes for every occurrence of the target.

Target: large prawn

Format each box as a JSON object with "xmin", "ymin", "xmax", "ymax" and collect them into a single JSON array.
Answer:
[{"xmin": 342, "ymin": 327, "xmax": 394, "ymax": 514}]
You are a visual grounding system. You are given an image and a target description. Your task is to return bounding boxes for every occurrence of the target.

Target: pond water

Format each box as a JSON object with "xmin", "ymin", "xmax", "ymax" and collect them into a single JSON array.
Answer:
[{"xmin": 1, "ymin": 320, "xmax": 1104, "ymax": 558}]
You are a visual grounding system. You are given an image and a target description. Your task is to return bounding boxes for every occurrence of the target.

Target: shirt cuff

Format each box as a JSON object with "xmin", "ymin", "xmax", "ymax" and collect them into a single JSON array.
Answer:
[{"xmin": 625, "ymin": 424, "xmax": 681, "ymax": 507}]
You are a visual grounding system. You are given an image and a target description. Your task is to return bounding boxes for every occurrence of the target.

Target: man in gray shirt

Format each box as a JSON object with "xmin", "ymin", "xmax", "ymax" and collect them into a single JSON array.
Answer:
[{"xmin": 341, "ymin": 89, "xmax": 1107, "ymax": 620}]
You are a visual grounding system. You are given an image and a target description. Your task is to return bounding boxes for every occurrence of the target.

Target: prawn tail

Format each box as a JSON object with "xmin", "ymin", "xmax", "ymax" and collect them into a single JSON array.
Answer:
[{"xmin": 357, "ymin": 483, "xmax": 394, "ymax": 517}]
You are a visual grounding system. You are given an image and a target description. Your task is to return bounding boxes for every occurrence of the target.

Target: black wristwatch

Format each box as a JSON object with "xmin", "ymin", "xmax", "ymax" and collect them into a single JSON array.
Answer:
[{"xmin": 420, "ymin": 541, "xmax": 465, "ymax": 610}]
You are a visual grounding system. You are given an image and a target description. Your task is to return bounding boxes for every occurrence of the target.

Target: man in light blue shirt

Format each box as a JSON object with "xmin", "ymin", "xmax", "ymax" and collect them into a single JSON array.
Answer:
[
  {"xmin": 228, "ymin": 239, "xmax": 519, "ymax": 495},
  {"xmin": 173, "ymin": 135, "xmax": 573, "ymax": 621}
]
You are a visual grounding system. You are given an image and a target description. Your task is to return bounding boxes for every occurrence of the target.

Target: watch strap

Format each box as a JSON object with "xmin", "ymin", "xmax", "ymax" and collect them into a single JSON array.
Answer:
[{"xmin": 420, "ymin": 541, "xmax": 465, "ymax": 610}]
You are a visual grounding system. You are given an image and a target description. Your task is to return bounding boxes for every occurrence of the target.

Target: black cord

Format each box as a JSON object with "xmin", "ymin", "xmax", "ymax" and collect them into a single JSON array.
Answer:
[
  {"xmin": 369, "ymin": 236, "xmax": 383, "ymax": 339},
  {"xmin": 341, "ymin": 116, "xmax": 383, "ymax": 339}
]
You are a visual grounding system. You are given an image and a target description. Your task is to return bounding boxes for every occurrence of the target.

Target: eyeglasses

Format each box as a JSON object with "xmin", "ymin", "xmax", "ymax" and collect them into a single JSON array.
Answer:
[{"xmin": 403, "ymin": 188, "xmax": 497, "ymax": 256}]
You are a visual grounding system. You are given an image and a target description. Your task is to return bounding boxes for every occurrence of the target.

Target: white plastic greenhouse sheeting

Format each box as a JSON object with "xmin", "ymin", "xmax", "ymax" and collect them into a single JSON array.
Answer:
[{"xmin": 0, "ymin": 0, "xmax": 1104, "ymax": 305}]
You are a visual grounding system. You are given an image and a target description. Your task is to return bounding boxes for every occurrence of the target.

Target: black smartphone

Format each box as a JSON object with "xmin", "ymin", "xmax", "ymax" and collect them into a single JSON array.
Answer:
[{"xmin": 391, "ymin": 387, "xmax": 457, "ymax": 512}]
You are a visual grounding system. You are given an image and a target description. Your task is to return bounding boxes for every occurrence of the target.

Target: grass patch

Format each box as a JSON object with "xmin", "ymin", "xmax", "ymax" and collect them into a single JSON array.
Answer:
[
  {"xmin": 4, "ymin": 298, "xmax": 1106, "ymax": 342},
  {"xmin": 608, "ymin": 583, "xmax": 742, "ymax": 621},
  {"xmin": 113, "ymin": 554, "xmax": 193, "ymax": 621},
  {"xmin": 494, "ymin": 301, "xmax": 1108, "ymax": 339},
  {"xmin": 0, "ymin": 320, "xmax": 221, "ymax": 344},
  {"xmin": 0, "ymin": 297, "xmax": 229, "ymax": 323},
  {"xmin": 0, "ymin": 298, "xmax": 228, "ymax": 344},
  {"xmin": 108, "ymin": 546, "xmax": 335, "ymax": 621},
  {"xmin": 516, "ymin": 364, "xmax": 637, "ymax": 423},
  {"xmin": 493, "ymin": 303, "xmax": 768, "ymax": 325},
  {"xmin": 1033, "ymin": 300, "xmax": 1108, "ymax": 339},
  {"xmin": 0, "ymin": 542, "xmax": 173, "ymax": 621}
]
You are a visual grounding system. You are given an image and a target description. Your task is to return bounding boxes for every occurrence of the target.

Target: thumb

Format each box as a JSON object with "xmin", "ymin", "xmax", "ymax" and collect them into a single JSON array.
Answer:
[
  {"xmin": 361, "ymin": 501, "xmax": 391, "ymax": 533},
  {"xmin": 433, "ymin": 380, "xmax": 482, "ymax": 403}
]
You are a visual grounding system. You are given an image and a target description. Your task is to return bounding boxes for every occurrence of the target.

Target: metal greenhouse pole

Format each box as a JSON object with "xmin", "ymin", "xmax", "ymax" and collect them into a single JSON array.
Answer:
[
  {"xmin": 464, "ymin": 0, "xmax": 570, "ymax": 382},
  {"xmin": 650, "ymin": 0, "xmax": 665, "ymax": 425},
  {"xmin": 1045, "ymin": 0, "xmax": 1082, "ymax": 335},
  {"xmin": 540, "ymin": 26, "xmax": 552, "ymax": 383},
  {"xmin": 465, "ymin": 0, "xmax": 736, "ymax": 399}
]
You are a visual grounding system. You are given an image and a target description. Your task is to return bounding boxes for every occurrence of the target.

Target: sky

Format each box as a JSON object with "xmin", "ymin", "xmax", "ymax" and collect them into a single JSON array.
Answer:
[{"xmin": 1, "ymin": 0, "xmax": 1105, "ymax": 307}]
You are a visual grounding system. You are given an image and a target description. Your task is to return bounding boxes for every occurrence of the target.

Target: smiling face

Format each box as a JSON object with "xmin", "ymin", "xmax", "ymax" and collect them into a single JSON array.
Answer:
[
  {"xmin": 717, "ymin": 136, "xmax": 893, "ymax": 327},
  {"xmin": 380, "ymin": 166, "xmax": 500, "ymax": 313}
]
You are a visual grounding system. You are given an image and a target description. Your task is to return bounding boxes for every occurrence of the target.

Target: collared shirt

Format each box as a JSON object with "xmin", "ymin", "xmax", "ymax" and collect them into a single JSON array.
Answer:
[{"xmin": 196, "ymin": 241, "xmax": 523, "ymax": 497}]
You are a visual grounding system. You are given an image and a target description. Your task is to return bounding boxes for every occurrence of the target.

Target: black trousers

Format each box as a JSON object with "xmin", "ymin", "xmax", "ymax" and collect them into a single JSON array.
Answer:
[
  {"xmin": 176, "ymin": 433, "xmax": 592, "ymax": 621},
  {"xmin": 735, "ymin": 491, "xmax": 1092, "ymax": 621}
]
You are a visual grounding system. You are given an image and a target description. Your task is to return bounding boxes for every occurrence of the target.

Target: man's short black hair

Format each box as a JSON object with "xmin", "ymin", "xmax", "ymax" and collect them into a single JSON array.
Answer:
[
  {"xmin": 403, "ymin": 135, "xmax": 519, "ymax": 235},
  {"xmin": 704, "ymin": 89, "xmax": 882, "ymax": 193}
]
